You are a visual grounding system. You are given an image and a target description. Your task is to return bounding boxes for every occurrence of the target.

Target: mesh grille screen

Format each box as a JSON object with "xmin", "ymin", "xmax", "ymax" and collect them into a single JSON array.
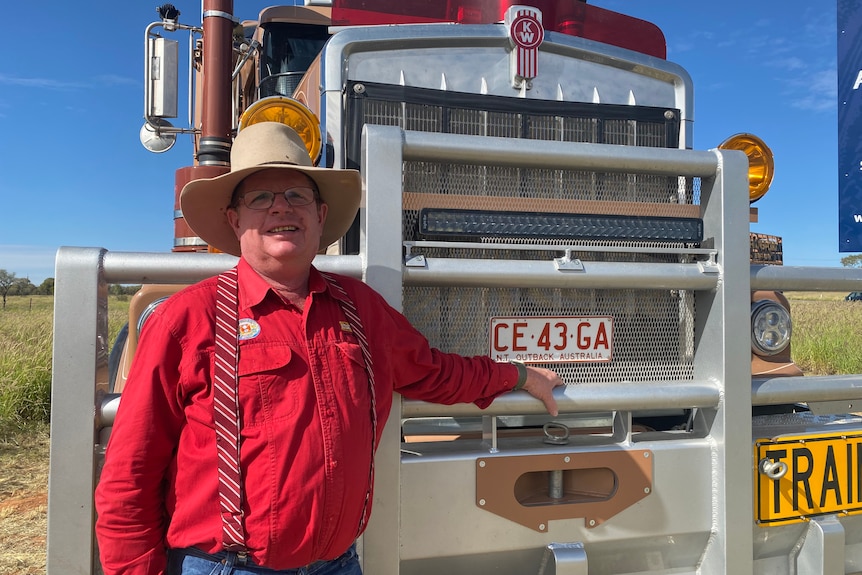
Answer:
[
  {"xmin": 408, "ymin": 286, "xmax": 695, "ymax": 384},
  {"xmin": 347, "ymin": 82, "xmax": 699, "ymax": 383},
  {"xmin": 358, "ymin": 99, "xmax": 677, "ymax": 147}
]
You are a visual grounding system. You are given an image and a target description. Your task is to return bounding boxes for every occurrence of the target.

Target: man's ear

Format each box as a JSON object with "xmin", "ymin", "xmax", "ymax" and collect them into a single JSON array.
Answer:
[
  {"xmin": 317, "ymin": 202, "xmax": 329, "ymax": 225},
  {"xmin": 226, "ymin": 207, "xmax": 241, "ymax": 239}
]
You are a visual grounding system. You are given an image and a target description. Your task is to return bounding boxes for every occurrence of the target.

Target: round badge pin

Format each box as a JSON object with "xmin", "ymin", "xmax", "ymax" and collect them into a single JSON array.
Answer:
[{"xmin": 238, "ymin": 318, "xmax": 261, "ymax": 340}]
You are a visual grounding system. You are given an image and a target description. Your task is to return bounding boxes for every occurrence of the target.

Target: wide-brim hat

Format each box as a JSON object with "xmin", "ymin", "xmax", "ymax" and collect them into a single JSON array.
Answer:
[{"xmin": 180, "ymin": 122, "xmax": 362, "ymax": 256}]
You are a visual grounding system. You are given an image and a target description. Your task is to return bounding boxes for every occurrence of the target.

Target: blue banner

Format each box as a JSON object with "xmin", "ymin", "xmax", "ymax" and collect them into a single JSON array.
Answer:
[{"xmin": 839, "ymin": 0, "xmax": 862, "ymax": 251}]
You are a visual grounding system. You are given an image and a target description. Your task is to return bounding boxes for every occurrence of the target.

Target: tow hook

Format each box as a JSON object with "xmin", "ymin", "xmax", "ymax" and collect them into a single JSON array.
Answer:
[
  {"xmin": 543, "ymin": 422, "xmax": 570, "ymax": 445},
  {"xmin": 758, "ymin": 458, "xmax": 788, "ymax": 480}
]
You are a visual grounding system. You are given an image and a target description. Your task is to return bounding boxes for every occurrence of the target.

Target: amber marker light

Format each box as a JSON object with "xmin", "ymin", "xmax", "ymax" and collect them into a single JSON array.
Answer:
[
  {"xmin": 238, "ymin": 96, "xmax": 322, "ymax": 163},
  {"xmin": 718, "ymin": 133, "xmax": 774, "ymax": 203}
]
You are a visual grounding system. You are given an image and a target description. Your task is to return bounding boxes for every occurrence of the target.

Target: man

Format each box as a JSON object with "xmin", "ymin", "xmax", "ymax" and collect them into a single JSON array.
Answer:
[{"xmin": 95, "ymin": 122, "xmax": 563, "ymax": 575}]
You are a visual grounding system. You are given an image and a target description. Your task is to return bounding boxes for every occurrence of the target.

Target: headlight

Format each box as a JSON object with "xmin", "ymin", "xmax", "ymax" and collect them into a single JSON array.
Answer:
[
  {"xmin": 137, "ymin": 296, "xmax": 171, "ymax": 334},
  {"xmin": 751, "ymin": 300, "xmax": 792, "ymax": 356}
]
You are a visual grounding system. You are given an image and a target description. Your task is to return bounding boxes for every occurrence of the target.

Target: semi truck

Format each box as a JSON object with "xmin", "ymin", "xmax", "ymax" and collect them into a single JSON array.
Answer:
[{"xmin": 48, "ymin": 1, "xmax": 862, "ymax": 573}]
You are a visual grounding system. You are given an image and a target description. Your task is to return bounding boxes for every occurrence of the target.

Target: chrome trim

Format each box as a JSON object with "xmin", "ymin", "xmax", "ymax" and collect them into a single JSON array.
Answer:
[{"xmin": 202, "ymin": 10, "xmax": 239, "ymax": 24}]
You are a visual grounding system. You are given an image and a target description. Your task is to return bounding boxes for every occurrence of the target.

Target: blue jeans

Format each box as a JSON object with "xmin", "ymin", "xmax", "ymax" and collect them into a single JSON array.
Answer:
[{"xmin": 166, "ymin": 545, "xmax": 362, "ymax": 575}]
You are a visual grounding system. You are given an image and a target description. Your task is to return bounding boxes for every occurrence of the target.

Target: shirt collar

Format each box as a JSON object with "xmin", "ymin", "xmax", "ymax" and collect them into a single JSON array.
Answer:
[
  {"xmin": 236, "ymin": 258, "xmax": 271, "ymax": 309},
  {"xmin": 236, "ymin": 257, "xmax": 338, "ymax": 310}
]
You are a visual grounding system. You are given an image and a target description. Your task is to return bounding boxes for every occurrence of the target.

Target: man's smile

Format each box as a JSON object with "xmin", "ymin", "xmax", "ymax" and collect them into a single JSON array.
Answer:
[{"xmin": 268, "ymin": 225, "xmax": 299, "ymax": 233}]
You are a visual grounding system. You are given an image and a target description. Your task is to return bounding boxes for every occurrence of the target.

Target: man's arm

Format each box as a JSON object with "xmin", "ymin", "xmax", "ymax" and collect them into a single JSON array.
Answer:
[{"xmin": 95, "ymin": 314, "xmax": 186, "ymax": 575}]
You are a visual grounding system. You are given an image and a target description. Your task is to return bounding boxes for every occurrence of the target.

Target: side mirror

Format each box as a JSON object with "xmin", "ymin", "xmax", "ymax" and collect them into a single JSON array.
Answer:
[{"xmin": 146, "ymin": 37, "xmax": 179, "ymax": 119}]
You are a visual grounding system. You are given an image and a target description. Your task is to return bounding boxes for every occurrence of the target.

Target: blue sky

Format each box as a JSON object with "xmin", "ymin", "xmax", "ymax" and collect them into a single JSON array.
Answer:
[{"xmin": 0, "ymin": 1, "xmax": 840, "ymax": 285}]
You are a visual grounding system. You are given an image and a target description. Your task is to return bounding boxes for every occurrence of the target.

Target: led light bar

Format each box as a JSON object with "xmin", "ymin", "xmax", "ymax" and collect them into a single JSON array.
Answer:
[{"xmin": 419, "ymin": 208, "xmax": 703, "ymax": 243}]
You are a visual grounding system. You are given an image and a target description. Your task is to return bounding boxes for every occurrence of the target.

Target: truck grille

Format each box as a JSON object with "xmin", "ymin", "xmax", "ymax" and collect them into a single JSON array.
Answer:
[{"xmin": 346, "ymin": 81, "xmax": 699, "ymax": 384}]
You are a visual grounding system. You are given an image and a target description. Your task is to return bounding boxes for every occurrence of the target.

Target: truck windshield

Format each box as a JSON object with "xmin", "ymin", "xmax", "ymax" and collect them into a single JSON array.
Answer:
[{"xmin": 260, "ymin": 22, "xmax": 330, "ymax": 98}]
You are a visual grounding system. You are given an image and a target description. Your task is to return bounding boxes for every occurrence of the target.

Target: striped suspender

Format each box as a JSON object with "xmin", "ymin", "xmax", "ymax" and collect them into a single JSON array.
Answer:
[
  {"xmin": 214, "ymin": 269, "xmax": 246, "ymax": 555},
  {"xmin": 319, "ymin": 272, "xmax": 378, "ymax": 534},
  {"xmin": 213, "ymin": 269, "xmax": 378, "ymax": 555}
]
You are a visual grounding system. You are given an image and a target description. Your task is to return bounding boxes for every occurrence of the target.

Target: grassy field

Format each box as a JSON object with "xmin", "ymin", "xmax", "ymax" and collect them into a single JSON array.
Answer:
[
  {"xmin": 785, "ymin": 292, "xmax": 862, "ymax": 374},
  {"xmin": 0, "ymin": 297, "xmax": 53, "ymax": 437},
  {"xmin": 0, "ymin": 295, "xmax": 128, "ymax": 574},
  {"xmin": 0, "ymin": 296, "xmax": 129, "ymax": 437},
  {"xmin": 0, "ymin": 296, "xmax": 54, "ymax": 574},
  {"xmin": 2, "ymin": 291, "xmax": 862, "ymax": 573}
]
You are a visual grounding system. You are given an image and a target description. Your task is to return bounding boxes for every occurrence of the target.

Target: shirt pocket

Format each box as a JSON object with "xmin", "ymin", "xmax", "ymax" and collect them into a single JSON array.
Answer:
[
  {"xmin": 333, "ymin": 341, "xmax": 372, "ymax": 411},
  {"xmin": 237, "ymin": 343, "xmax": 297, "ymax": 426}
]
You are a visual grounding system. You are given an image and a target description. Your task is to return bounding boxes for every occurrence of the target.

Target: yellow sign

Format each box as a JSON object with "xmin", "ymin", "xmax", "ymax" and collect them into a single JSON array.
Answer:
[{"xmin": 755, "ymin": 431, "xmax": 862, "ymax": 525}]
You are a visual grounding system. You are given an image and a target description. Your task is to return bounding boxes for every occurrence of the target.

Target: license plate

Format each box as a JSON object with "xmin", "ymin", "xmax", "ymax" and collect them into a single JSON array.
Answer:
[
  {"xmin": 489, "ymin": 316, "xmax": 613, "ymax": 363},
  {"xmin": 755, "ymin": 431, "xmax": 862, "ymax": 526}
]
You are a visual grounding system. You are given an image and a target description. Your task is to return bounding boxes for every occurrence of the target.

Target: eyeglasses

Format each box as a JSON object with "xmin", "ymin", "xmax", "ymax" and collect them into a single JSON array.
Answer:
[{"xmin": 237, "ymin": 187, "xmax": 319, "ymax": 210}]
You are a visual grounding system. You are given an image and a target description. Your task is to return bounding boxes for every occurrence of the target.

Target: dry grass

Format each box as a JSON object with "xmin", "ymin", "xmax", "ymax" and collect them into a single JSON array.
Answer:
[
  {"xmin": 788, "ymin": 297, "xmax": 862, "ymax": 374},
  {"xmin": 0, "ymin": 427, "xmax": 48, "ymax": 575},
  {"xmin": 0, "ymin": 295, "xmax": 129, "ymax": 575},
  {"xmin": 0, "ymin": 298, "xmax": 52, "ymax": 574},
  {"xmin": 785, "ymin": 291, "xmax": 848, "ymax": 302}
]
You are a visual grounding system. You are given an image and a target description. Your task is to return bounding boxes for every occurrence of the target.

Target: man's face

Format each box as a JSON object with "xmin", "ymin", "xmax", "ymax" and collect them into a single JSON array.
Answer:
[{"xmin": 226, "ymin": 169, "xmax": 328, "ymax": 270}]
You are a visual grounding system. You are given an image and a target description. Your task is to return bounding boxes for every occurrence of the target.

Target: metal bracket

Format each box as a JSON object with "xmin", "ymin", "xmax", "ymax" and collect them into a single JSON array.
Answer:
[
  {"xmin": 538, "ymin": 542, "xmax": 588, "ymax": 575},
  {"xmin": 697, "ymin": 260, "xmax": 719, "ymax": 275},
  {"xmin": 405, "ymin": 254, "xmax": 427, "ymax": 268},
  {"xmin": 807, "ymin": 399, "xmax": 861, "ymax": 415},
  {"xmin": 796, "ymin": 515, "xmax": 845, "ymax": 575},
  {"xmin": 554, "ymin": 250, "xmax": 585, "ymax": 272},
  {"xmin": 481, "ymin": 415, "xmax": 499, "ymax": 453}
]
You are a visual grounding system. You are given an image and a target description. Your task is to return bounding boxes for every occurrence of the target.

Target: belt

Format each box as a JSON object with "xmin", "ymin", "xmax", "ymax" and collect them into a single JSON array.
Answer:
[{"xmin": 168, "ymin": 544, "xmax": 357, "ymax": 574}]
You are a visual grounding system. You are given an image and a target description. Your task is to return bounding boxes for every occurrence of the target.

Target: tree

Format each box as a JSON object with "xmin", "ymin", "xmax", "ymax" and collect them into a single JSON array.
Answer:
[
  {"xmin": 841, "ymin": 254, "xmax": 862, "ymax": 268},
  {"xmin": 10, "ymin": 278, "xmax": 35, "ymax": 296},
  {"xmin": 108, "ymin": 284, "xmax": 142, "ymax": 296},
  {"xmin": 0, "ymin": 270, "xmax": 15, "ymax": 310},
  {"xmin": 38, "ymin": 278, "xmax": 54, "ymax": 296}
]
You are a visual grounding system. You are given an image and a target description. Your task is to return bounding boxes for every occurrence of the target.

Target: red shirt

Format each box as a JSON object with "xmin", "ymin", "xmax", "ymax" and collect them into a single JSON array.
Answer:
[{"xmin": 95, "ymin": 258, "xmax": 519, "ymax": 575}]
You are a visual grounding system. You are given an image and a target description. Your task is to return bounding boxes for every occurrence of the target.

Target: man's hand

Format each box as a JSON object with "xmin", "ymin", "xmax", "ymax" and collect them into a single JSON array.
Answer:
[{"xmin": 520, "ymin": 366, "xmax": 565, "ymax": 416}]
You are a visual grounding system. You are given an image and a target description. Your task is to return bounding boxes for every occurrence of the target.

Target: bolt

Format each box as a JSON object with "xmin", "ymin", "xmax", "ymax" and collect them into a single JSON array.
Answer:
[
  {"xmin": 644, "ymin": 487, "xmax": 651, "ymax": 494},
  {"xmin": 479, "ymin": 499, "xmax": 486, "ymax": 506},
  {"xmin": 564, "ymin": 456, "xmax": 570, "ymax": 463},
  {"xmin": 539, "ymin": 523, "xmax": 545, "ymax": 531},
  {"xmin": 589, "ymin": 519, "xmax": 596, "ymax": 526},
  {"xmin": 479, "ymin": 460, "xmax": 486, "ymax": 468}
]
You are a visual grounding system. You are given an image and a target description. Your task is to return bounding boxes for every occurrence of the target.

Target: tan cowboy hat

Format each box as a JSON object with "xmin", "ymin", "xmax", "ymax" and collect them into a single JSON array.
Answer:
[{"xmin": 180, "ymin": 122, "xmax": 361, "ymax": 256}]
